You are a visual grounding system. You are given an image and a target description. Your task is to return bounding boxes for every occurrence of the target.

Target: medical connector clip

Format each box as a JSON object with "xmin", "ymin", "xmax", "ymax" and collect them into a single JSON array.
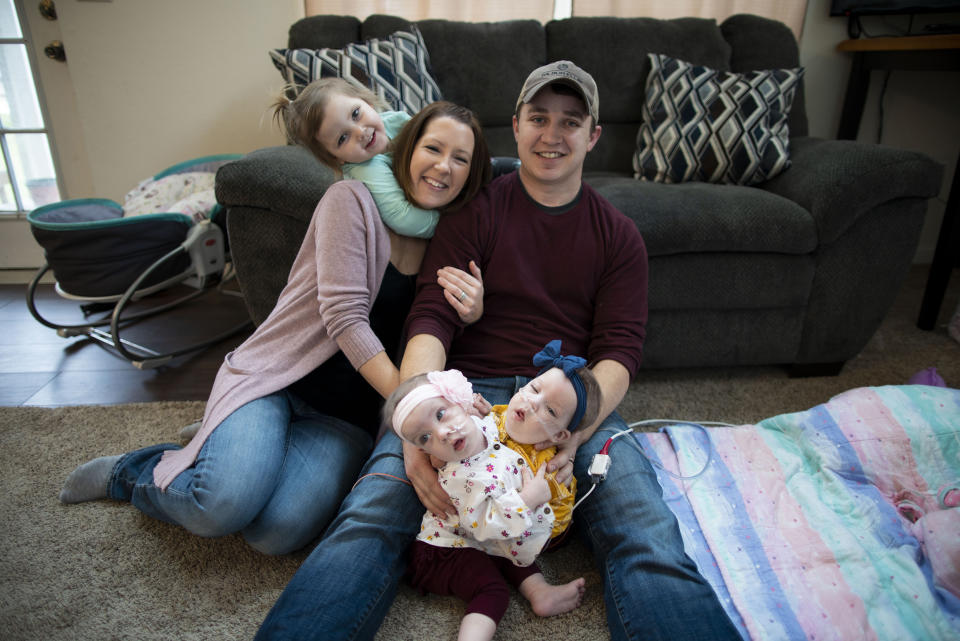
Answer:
[{"xmin": 588, "ymin": 453, "xmax": 611, "ymax": 482}]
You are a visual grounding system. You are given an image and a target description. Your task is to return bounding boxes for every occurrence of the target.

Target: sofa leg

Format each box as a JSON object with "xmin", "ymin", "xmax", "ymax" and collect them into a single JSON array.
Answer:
[{"xmin": 788, "ymin": 362, "xmax": 845, "ymax": 378}]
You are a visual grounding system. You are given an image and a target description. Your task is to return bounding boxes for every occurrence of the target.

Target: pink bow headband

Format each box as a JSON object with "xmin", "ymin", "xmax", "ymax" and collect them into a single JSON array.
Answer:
[{"xmin": 392, "ymin": 369, "xmax": 474, "ymax": 440}]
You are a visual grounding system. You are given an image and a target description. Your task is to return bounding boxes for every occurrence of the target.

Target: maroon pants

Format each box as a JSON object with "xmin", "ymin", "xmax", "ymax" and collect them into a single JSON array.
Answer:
[{"xmin": 406, "ymin": 541, "xmax": 540, "ymax": 623}]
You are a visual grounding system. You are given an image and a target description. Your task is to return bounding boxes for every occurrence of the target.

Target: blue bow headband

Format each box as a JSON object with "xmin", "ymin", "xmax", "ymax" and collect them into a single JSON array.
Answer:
[{"xmin": 532, "ymin": 339, "xmax": 587, "ymax": 432}]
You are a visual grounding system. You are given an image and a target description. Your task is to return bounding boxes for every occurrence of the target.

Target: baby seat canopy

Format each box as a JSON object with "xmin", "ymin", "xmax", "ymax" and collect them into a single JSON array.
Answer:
[{"xmin": 29, "ymin": 200, "xmax": 194, "ymax": 298}]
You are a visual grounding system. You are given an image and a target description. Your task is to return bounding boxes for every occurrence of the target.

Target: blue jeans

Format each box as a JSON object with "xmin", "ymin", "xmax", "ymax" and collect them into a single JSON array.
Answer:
[
  {"xmin": 255, "ymin": 428, "xmax": 422, "ymax": 640},
  {"xmin": 256, "ymin": 376, "xmax": 740, "ymax": 640},
  {"xmin": 107, "ymin": 390, "xmax": 373, "ymax": 555}
]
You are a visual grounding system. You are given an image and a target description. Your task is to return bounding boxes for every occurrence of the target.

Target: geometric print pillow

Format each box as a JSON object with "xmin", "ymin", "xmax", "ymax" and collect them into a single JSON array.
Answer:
[
  {"xmin": 633, "ymin": 53, "xmax": 804, "ymax": 186},
  {"xmin": 269, "ymin": 27, "xmax": 442, "ymax": 116}
]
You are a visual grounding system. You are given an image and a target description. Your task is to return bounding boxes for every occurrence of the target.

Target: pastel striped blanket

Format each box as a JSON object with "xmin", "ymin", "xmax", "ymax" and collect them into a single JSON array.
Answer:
[{"xmin": 633, "ymin": 385, "xmax": 960, "ymax": 641}]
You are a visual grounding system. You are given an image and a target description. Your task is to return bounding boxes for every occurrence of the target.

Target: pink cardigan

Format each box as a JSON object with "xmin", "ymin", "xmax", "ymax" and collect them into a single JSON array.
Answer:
[{"xmin": 153, "ymin": 181, "xmax": 391, "ymax": 490}]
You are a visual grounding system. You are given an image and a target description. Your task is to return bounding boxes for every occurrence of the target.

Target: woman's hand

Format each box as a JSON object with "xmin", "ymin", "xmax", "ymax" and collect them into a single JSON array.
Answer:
[
  {"xmin": 537, "ymin": 433, "xmax": 580, "ymax": 486},
  {"xmin": 403, "ymin": 441, "xmax": 454, "ymax": 517},
  {"xmin": 438, "ymin": 260, "xmax": 483, "ymax": 324}
]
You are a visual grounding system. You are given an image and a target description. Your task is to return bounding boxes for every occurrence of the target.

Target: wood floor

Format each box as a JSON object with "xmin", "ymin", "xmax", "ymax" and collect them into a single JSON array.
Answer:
[
  {"xmin": 0, "ymin": 281, "xmax": 253, "ymax": 407},
  {"xmin": 2, "ymin": 266, "xmax": 957, "ymax": 407}
]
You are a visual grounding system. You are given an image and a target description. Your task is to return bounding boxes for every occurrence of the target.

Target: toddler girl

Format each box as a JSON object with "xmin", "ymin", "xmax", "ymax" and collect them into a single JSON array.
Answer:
[{"xmin": 272, "ymin": 77, "xmax": 438, "ymax": 238}]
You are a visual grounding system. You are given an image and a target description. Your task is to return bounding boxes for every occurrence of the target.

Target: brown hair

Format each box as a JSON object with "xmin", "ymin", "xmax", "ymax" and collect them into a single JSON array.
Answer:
[
  {"xmin": 572, "ymin": 366, "xmax": 603, "ymax": 431},
  {"xmin": 270, "ymin": 78, "xmax": 388, "ymax": 169},
  {"xmin": 390, "ymin": 101, "xmax": 492, "ymax": 213}
]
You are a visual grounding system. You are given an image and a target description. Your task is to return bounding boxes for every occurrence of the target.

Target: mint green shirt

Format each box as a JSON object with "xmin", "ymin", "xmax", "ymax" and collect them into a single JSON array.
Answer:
[{"xmin": 342, "ymin": 110, "xmax": 439, "ymax": 239}]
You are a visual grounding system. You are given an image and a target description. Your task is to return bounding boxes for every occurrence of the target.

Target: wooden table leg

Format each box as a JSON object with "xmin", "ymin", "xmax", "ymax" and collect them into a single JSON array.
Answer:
[{"xmin": 917, "ymin": 148, "xmax": 960, "ymax": 330}]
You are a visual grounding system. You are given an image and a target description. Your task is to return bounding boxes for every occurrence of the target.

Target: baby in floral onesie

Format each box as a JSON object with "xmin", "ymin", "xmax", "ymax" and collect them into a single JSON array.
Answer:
[{"xmin": 387, "ymin": 347, "xmax": 599, "ymax": 641}]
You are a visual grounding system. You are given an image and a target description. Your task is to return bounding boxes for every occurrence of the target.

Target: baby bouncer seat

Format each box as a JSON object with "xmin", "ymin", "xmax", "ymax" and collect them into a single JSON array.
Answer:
[{"xmin": 26, "ymin": 154, "xmax": 253, "ymax": 369}]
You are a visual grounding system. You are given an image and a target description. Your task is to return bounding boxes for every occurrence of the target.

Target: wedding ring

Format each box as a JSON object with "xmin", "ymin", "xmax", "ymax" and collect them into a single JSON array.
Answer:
[{"xmin": 458, "ymin": 289, "xmax": 467, "ymax": 302}]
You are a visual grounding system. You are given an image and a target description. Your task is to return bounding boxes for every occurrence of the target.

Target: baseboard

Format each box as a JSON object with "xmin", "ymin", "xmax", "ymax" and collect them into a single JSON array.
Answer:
[{"xmin": 0, "ymin": 269, "xmax": 53, "ymax": 285}]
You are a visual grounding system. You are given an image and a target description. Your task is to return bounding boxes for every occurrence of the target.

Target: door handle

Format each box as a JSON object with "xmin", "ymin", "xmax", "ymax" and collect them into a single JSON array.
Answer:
[
  {"xmin": 39, "ymin": 0, "xmax": 57, "ymax": 20},
  {"xmin": 44, "ymin": 41, "xmax": 66, "ymax": 62}
]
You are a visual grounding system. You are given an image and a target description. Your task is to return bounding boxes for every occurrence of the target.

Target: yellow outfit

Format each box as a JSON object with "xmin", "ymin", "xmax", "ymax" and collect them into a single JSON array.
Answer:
[{"xmin": 492, "ymin": 404, "xmax": 577, "ymax": 538}]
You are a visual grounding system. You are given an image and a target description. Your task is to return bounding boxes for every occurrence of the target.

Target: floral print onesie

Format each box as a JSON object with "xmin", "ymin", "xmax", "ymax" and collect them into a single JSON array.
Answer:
[{"xmin": 415, "ymin": 415, "xmax": 555, "ymax": 566}]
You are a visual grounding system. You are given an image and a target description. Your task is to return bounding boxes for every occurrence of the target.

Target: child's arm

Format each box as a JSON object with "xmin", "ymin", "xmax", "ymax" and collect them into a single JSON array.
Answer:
[
  {"xmin": 444, "ymin": 461, "xmax": 554, "ymax": 565},
  {"xmin": 454, "ymin": 464, "xmax": 554, "ymax": 566},
  {"xmin": 343, "ymin": 153, "xmax": 439, "ymax": 239},
  {"xmin": 518, "ymin": 465, "xmax": 551, "ymax": 508}
]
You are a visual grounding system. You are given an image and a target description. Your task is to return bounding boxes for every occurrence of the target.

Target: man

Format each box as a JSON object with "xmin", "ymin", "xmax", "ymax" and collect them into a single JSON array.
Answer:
[
  {"xmin": 400, "ymin": 61, "xmax": 740, "ymax": 641},
  {"xmin": 255, "ymin": 62, "xmax": 738, "ymax": 641}
]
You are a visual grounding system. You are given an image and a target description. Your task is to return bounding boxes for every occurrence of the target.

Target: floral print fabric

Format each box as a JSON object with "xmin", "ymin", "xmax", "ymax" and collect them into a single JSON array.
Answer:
[{"xmin": 415, "ymin": 416, "xmax": 555, "ymax": 567}]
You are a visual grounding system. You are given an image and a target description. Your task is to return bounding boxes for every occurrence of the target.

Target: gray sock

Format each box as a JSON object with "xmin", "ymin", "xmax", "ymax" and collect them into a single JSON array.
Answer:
[
  {"xmin": 59, "ymin": 454, "xmax": 122, "ymax": 503},
  {"xmin": 179, "ymin": 420, "xmax": 201, "ymax": 444}
]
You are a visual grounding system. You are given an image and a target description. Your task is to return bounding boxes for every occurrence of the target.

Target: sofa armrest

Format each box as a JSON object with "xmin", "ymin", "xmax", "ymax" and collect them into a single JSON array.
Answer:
[
  {"xmin": 215, "ymin": 145, "xmax": 337, "ymax": 325},
  {"xmin": 215, "ymin": 145, "xmax": 337, "ymax": 225},
  {"xmin": 760, "ymin": 137, "xmax": 942, "ymax": 245}
]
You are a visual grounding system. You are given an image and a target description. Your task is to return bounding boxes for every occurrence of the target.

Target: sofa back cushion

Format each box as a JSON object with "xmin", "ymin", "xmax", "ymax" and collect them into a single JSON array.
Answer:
[
  {"xmin": 358, "ymin": 15, "xmax": 546, "ymax": 158},
  {"xmin": 721, "ymin": 14, "xmax": 807, "ymax": 137},
  {"xmin": 287, "ymin": 14, "xmax": 806, "ymax": 171},
  {"xmin": 289, "ymin": 14, "xmax": 362, "ymax": 49},
  {"xmin": 546, "ymin": 17, "xmax": 733, "ymax": 173}
]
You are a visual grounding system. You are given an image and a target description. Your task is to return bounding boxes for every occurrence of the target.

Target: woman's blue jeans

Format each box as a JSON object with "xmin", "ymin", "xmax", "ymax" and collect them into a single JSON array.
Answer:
[
  {"xmin": 107, "ymin": 390, "xmax": 373, "ymax": 555},
  {"xmin": 255, "ymin": 377, "xmax": 740, "ymax": 641}
]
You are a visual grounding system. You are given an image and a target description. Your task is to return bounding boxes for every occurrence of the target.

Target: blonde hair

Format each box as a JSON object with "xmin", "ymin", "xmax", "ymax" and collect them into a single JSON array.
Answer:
[{"xmin": 271, "ymin": 78, "xmax": 388, "ymax": 169}]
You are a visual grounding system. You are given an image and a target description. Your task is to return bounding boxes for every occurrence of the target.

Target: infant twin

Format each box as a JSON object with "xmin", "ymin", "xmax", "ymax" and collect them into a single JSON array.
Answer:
[{"xmin": 387, "ymin": 339, "xmax": 602, "ymax": 641}]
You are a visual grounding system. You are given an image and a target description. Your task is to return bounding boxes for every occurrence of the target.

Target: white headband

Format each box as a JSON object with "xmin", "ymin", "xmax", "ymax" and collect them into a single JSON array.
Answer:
[{"xmin": 392, "ymin": 370, "xmax": 474, "ymax": 440}]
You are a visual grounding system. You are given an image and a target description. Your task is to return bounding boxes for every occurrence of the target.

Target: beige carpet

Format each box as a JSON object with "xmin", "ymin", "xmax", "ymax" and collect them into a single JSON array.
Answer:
[{"xmin": 2, "ymin": 267, "xmax": 958, "ymax": 641}]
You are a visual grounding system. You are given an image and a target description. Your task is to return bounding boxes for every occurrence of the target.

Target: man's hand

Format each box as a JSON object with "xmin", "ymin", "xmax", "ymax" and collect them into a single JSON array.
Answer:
[
  {"xmin": 403, "ymin": 441, "xmax": 454, "ymax": 517},
  {"xmin": 536, "ymin": 432, "xmax": 580, "ymax": 486}
]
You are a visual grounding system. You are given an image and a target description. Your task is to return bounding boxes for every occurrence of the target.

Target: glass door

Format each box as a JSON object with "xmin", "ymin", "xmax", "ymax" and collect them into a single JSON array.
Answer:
[{"xmin": 0, "ymin": 0, "xmax": 60, "ymax": 215}]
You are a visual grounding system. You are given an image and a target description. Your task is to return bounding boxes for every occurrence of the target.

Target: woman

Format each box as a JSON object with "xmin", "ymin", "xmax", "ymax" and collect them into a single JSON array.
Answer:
[{"xmin": 59, "ymin": 101, "xmax": 492, "ymax": 556}]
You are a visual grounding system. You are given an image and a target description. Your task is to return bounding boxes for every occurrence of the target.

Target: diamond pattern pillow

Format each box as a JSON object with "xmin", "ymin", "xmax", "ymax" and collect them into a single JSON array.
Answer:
[
  {"xmin": 270, "ymin": 27, "xmax": 442, "ymax": 115},
  {"xmin": 634, "ymin": 53, "xmax": 804, "ymax": 186}
]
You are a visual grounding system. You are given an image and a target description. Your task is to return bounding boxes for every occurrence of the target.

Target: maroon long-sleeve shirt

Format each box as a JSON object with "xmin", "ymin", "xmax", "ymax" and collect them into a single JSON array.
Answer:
[{"xmin": 405, "ymin": 172, "xmax": 648, "ymax": 379}]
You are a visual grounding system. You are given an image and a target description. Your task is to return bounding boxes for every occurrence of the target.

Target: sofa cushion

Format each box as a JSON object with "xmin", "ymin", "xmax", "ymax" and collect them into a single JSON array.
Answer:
[
  {"xmin": 270, "ymin": 26, "xmax": 441, "ymax": 115},
  {"xmin": 288, "ymin": 14, "xmax": 362, "ymax": 50},
  {"xmin": 546, "ymin": 17, "xmax": 732, "ymax": 174},
  {"xmin": 634, "ymin": 53, "xmax": 803, "ymax": 186},
  {"xmin": 721, "ymin": 14, "xmax": 808, "ymax": 137},
  {"xmin": 354, "ymin": 16, "xmax": 546, "ymax": 158},
  {"xmin": 586, "ymin": 175, "xmax": 816, "ymax": 257}
]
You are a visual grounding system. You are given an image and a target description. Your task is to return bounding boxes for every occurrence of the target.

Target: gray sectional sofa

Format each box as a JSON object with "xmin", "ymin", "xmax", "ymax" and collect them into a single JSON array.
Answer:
[{"xmin": 215, "ymin": 13, "xmax": 943, "ymax": 375}]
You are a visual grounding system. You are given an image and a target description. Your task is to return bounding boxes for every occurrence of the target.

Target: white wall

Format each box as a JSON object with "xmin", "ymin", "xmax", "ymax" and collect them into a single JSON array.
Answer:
[
  {"xmin": 2, "ymin": 0, "xmax": 956, "ymax": 274},
  {"xmin": 800, "ymin": 0, "xmax": 959, "ymax": 263},
  {"xmin": 1, "ymin": 0, "xmax": 303, "ymax": 271},
  {"xmin": 53, "ymin": 0, "xmax": 304, "ymax": 200}
]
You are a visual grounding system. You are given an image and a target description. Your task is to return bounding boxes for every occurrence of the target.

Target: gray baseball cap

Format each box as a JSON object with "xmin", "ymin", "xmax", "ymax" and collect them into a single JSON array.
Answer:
[{"xmin": 515, "ymin": 60, "xmax": 599, "ymax": 124}]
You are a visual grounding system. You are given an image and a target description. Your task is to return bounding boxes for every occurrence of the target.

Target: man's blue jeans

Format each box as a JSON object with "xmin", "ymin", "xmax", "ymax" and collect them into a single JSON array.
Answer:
[
  {"xmin": 255, "ymin": 377, "xmax": 740, "ymax": 640},
  {"xmin": 107, "ymin": 390, "xmax": 373, "ymax": 555}
]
